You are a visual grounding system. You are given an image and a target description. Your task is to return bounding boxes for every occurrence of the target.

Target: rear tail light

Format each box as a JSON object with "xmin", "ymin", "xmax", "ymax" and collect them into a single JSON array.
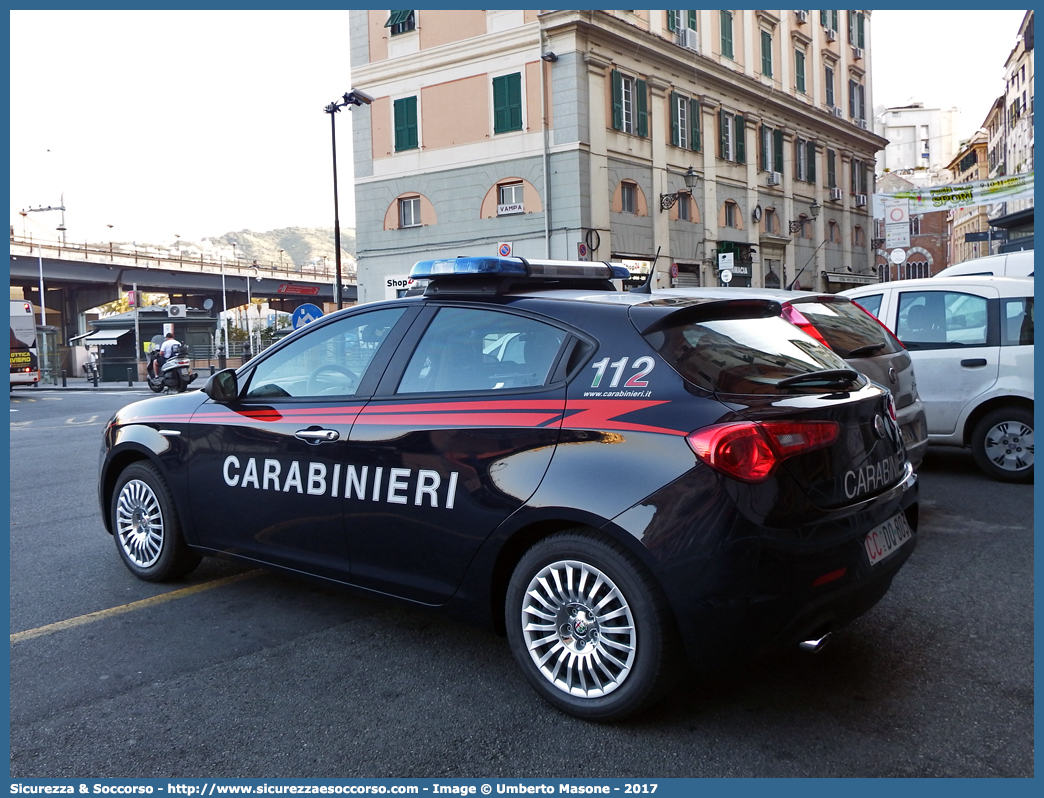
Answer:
[
  {"xmin": 780, "ymin": 304, "xmax": 832, "ymax": 350},
  {"xmin": 687, "ymin": 420, "xmax": 840, "ymax": 483}
]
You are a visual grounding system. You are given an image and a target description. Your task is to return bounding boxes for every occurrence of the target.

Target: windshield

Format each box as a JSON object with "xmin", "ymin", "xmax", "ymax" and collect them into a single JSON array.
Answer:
[{"xmin": 643, "ymin": 315, "xmax": 857, "ymax": 394}]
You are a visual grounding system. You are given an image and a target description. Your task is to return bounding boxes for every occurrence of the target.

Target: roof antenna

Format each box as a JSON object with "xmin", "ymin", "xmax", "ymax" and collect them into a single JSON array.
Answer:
[{"xmin": 630, "ymin": 246, "xmax": 660, "ymax": 294}]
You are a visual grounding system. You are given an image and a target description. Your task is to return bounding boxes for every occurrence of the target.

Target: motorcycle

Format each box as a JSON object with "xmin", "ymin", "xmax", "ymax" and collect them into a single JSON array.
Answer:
[{"xmin": 147, "ymin": 343, "xmax": 196, "ymax": 393}]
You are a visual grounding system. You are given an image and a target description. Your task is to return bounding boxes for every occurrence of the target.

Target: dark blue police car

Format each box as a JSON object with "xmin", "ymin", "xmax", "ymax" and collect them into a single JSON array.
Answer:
[{"xmin": 99, "ymin": 257, "xmax": 917, "ymax": 721}]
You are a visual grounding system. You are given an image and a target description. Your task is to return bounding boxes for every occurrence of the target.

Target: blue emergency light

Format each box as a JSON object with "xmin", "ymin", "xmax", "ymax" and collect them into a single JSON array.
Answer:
[{"xmin": 410, "ymin": 256, "xmax": 631, "ymax": 282}]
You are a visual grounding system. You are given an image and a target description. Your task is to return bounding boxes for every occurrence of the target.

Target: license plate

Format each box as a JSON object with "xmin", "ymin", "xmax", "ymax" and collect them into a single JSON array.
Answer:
[
  {"xmin": 901, "ymin": 423, "xmax": 919, "ymax": 445},
  {"xmin": 864, "ymin": 512, "xmax": 913, "ymax": 566}
]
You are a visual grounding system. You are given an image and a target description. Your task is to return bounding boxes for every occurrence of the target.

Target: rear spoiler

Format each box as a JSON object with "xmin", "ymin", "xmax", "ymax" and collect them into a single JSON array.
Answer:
[{"xmin": 631, "ymin": 298, "xmax": 783, "ymax": 336}]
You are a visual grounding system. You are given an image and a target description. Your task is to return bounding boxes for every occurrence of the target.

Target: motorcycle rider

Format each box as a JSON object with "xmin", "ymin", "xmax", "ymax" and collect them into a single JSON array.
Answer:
[{"xmin": 158, "ymin": 332, "xmax": 181, "ymax": 371}]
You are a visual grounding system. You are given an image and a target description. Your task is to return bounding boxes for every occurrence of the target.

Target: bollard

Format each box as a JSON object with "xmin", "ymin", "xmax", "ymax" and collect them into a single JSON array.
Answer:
[
  {"xmin": 92, "ymin": 370, "xmax": 99, "ymax": 388},
  {"xmin": 210, "ymin": 365, "xmax": 216, "ymax": 375},
  {"xmin": 61, "ymin": 369, "xmax": 67, "ymax": 388},
  {"xmin": 127, "ymin": 368, "xmax": 134, "ymax": 387},
  {"xmin": 217, "ymin": 346, "xmax": 227, "ymax": 370}
]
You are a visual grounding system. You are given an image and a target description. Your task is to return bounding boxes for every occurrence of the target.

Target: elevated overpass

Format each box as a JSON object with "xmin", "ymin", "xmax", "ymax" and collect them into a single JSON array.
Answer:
[{"xmin": 10, "ymin": 234, "xmax": 358, "ymax": 348}]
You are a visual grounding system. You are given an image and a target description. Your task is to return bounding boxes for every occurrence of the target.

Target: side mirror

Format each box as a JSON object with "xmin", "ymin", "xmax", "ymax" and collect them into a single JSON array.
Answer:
[{"xmin": 203, "ymin": 369, "xmax": 239, "ymax": 402}]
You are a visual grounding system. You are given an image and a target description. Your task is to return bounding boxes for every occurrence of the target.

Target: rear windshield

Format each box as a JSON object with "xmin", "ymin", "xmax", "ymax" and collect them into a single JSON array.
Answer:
[
  {"xmin": 792, "ymin": 298, "xmax": 902, "ymax": 357},
  {"xmin": 643, "ymin": 315, "xmax": 856, "ymax": 394}
]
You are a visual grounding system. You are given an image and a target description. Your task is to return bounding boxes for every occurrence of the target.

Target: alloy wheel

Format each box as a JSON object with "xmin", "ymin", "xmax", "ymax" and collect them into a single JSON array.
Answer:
[{"xmin": 115, "ymin": 478, "xmax": 165, "ymax": 568}]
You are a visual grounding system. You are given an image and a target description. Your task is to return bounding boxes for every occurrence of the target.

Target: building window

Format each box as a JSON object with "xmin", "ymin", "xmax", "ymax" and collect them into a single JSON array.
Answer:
[
  {"xmin": 848, "ymin": 11, "xmax": 865, "ymax": 48},
  {"xmin": 492, "ymin": 73, "xmax": 523, "ymax": 134},
  {"xmin": 667, "ymin": 10, "xmax": 697, "ymax": 33},
  {"xmin": 905, "ymin": 261, "xmax": 929, "ymax": 280},
  {"xmin": 795, "ymin": 48, "xmax": 806, "ymax": 94},
  {"xmin": 821, "ymin": 9, "xmax": 839, "ymax": 33},
  {"xmin": 678, "ymin": 196, "xmax": 691, "ymax": 221},
  {"xmin": 827, "ymin": 148, "xmax": 837, "ymax": 188},
  {"xmin": 498, "ymin": 183, "xmax": 524, "ymax": 215},
  {"xmin": 399, "ymin": 197, "xmax": 421, "ymax": 228},
  {"xmin": 719, "ymin": 110, "xmax": 745, "ymax": 163},
  {"xmin": 825, "ymin": 65, "xmax": 835, "ymax": 107},
  {"xmin": 849, "ymin": 79, "xmax": 866, "ymax": 124},
  {"xmin": 910, "ymin": 215, "xmax": 921, "ymax": 236},
  {"xmin": 795, "ymin": 138, "xmax": 816, "ymax": 183},
  {"xmin": 385, "ymin": 10, "xmax": 416, "ymax": 36},
  {"xmin": 671, "ymin": 92, "xmax": 700, "ymax": 151},
  {"xmin": 828, "ymin": 220, "xmax": 841, "ymax": 243},
  {"xmin": 393, "ymin": 96, "xmax": 418, "ymax": 152},
  {"xmin": 720, "ymin": 10, "xmax": 734, "ymax": 59},
  {"xmin": 724, "ymin": 201, "xmax": 738, "ymax": 228},
  {"xmin": 765, "ymin": 207, "xmax": 778, "ymax": 234},
  {"xmin": 854, "ymin": 225, "xmax": 866, "ymax": 247},
  {"xmin": 760, "ymin": 124, "xmax": 783, "ymax": 173},
  {"xmin": 761, "ymin": 29, "xmax": 773, "ymax": 77},
  {"xmin": 850, "ymin": 158, "xmax": 868, "ymax": 194},
  {"xmin": 612, "ymin": 71, "xmax": 648, "ymax": 136},
  {"xmin": 621, "ymin": 182, "xmax": 637, "ymax": 214}
]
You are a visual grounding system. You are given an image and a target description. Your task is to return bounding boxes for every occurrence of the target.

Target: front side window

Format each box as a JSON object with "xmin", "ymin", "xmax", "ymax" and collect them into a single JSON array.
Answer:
[
  {"xmin": 397, "ymin": 307, "xmax": 566, "ymax": 394},
  {"xmin": 385, "ymin": 10, "xmax": 416, "ymax": 36},
  {"xmin": 493, "ymin": 73, "xmax": 523, "ymax": 134},
  {"xmin": 896, "ymin": 291, "xmax": 989, "ymax": 348},
  {"xmin": 399, "ymin": 197, "xmax": 421, "ymax": 228},
  {"xmin": 244, "ymin": 308, "xmax": 406, "ymax": 399},
  {"xmin": 394, "ymin": 96, "xmax": 418, "ymax": 152}
]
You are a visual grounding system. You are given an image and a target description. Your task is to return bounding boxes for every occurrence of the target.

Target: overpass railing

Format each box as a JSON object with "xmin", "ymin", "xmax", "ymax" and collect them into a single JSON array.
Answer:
[{"xmin": 9, "ymin": 233, "xmax": 352, "ymax": 284}]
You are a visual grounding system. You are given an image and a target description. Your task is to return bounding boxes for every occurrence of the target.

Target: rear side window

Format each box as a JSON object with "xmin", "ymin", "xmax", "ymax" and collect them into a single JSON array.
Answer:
[
  {"xmin": 791, "ymin": 299, "xmax": 902, "ymax": 357},
  {"xmin": 1001, "ymin": 297, "xmax": 1034, "ymax": 346},
  {"xmin": 849, "ymin": 293, "xmax": 882, "ymax": 319},
  {"xmin": 643, "ymin": 315, "xmax": 853, "ymax": 394},
  {"xmin": 896, "ymin": 291, "xmax": 988, "ymax": 348},
  {"xmin": 397, "ymin": 307, "xmax": 565, "ymax": 394}
]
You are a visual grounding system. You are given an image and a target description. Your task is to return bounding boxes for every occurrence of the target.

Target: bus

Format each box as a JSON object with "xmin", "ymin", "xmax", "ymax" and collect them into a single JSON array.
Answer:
[{"xmin": 10, "ymin": 299, "xmax": 40, "ymax": 388}]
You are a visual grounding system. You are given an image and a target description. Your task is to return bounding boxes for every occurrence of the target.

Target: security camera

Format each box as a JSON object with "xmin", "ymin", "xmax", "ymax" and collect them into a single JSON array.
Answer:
[{"xmin": 346, "ymin": 88, "xmax": 375, "ymax": 106}]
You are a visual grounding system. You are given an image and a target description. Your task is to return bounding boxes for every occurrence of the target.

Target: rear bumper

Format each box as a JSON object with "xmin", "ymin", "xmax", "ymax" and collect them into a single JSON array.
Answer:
[{"xmin": 620, "ymin": 464, "xmax": 919, "ymax": 670}]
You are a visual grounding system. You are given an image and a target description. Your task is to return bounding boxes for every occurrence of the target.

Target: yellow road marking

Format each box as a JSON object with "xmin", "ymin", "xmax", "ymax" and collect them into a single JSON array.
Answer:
[{"xmin": 11, "ymin": 570, "xmax": 262, "ymax": 645}]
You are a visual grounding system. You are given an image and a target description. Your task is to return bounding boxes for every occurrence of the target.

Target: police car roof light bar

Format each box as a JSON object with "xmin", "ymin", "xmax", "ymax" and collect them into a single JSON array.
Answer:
[{"xmin": 410, "ymin": 256, "xmax": 630, "ymax": 282}]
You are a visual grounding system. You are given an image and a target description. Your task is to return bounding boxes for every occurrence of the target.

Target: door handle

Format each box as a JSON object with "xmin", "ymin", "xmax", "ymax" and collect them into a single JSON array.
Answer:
[
  {"xmin": 960, "ymin": 358, "xmax": 988, "ymax": 368},
  {"xmin": 295, "ymin": 428, "xmax": 340, "ymax": 444}
]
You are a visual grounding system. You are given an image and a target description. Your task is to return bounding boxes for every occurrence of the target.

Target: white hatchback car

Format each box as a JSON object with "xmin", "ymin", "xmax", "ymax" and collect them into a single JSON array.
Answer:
[{"xmin": 842, "ymin": 276, "xmax": 1033, "ymax": 482}]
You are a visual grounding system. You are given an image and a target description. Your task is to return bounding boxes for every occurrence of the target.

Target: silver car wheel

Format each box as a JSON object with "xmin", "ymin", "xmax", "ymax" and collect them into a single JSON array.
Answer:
[
  {"xmin": 520, "ymin": 558, "xmax": 636, "ymax": 698},
  {"xmin": 982, "ymin": 419, "xmax": 1034, "ymax": 473},
  {"xmin": 115, "ymin": 478, "xmax": 165, "ymax": 568}
]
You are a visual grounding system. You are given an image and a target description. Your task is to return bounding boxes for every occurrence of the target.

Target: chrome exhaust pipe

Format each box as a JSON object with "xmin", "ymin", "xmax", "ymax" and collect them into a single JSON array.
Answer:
[{"xmin": 798, "ymin": 632, "xmax": 832, "ymax": 653}]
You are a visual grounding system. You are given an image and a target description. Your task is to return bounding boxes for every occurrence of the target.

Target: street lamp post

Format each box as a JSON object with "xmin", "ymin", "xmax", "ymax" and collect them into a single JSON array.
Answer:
[
  {"xmin": 325, "ymin": 88, "xmax": 374, "ymax": 309},
  {"xmin": 659, "ymin": 167, "xmax": 699, "ymax": 211},
  {"xmin": 789, "ymin": 200, "xmax": 822, "ymax": 234}
]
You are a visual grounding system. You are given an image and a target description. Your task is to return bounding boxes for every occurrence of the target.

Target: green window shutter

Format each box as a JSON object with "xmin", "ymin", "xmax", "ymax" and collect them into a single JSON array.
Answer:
[
  {"xmin": 690, "ymin": 97, "xmax": 701, "ymax": 151},
  {"xmin": 773, "ymin": 128, "xmax": 784, "ymax": 174},
  {"xmin": 720, "ymin": 11, "xmax": 733, "ymax": 59},
  {"xmin": 670, "ymin": 92, "xmax": 681, "ymax": 147},
  {"xmin": 735, "ymin": 115, "xmax": 746, "ymax": 164},
  {"xmin": 831, "ymin": 10, "xmax": 839, "ymax": 31},
  {"xmin": 825, "ymin": 66, "xmax": 834, "ymax": 106},
  {"xmin": 493, "ymin": 73, "xmax": 522, "ymax": 134},
  {"xmin": 667, "ymin": 11, "xmax": 677, "ymax": 32},
  {"xmin": 820, "ymin": 10, "xmax": 828, "ymax": 26},
  {"xmin": 857, "ymin": 13, "xmax": 865, "ymax": 48},
  {"xmin": 636, "ymin": 79, "xmax": 648, "ymax": 137},
  {"xmin": 807, "ymin": 140, "xmax": 816, "ymax": 183},
  {"xmin": 394, "ymin": 96, "xmax": 417, "ymax": 152},
  {"xmin": 848, "ymin": 10, "xmax": 855, "ymax": 44},
  {"xmin": 795, "ymin": 49, "xmax": 806, "ymax": 94},
  {"xmin": 611, "ymin": 70, "xmax": 623, "ymax": 131},
  {"xmin": 827, "ymin": 149, "xmax": 836, "ymax": 188},
  {"xmin": 688, "ymin": 10, "xmax": 697, "ymax": 29},
  {"xmin": 718, "ymin": 109, "xmax": 726, "ymax": 159},
  {"xmin": 385, "ymin": 9, "xmax": 412, "ymax": 28},
  {"xmin": 761, "ymin": 30, "xmax": 772, "ymax": 76}
]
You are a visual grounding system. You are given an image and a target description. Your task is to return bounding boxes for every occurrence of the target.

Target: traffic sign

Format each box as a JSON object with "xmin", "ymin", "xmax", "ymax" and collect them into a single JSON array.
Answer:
[
  {"xmin": 291, "ymin": 303, "xmax": 323, "ymax": 330},
  {"xmin": 717, "ymin": 252, "xmax": 734, "ymax": 271},
  {"xmin": 498, "ymin": 242, "xmax": 513, "ymax": 257},
  {"xmin": 720, "ymin": 269, "xmax": 733, "ymax": 284},
  {"xmin": 889, "ymin": 248, "xmax": 907, "ymax": 265},
  {"xmin": 577, "ymin": 242, "xmax": 589, "ymax": 261}
]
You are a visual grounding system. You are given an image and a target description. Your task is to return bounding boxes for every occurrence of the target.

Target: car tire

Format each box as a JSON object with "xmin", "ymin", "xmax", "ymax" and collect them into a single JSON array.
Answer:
[
  {"xmin": 505, "ymin": 529, "xmax": 680, "ymax": 722},
  {"xmin": 111, "ymin": 462, "xmax": 202, "ymax": 581},
  {"xmin": 971, "ymin": 407, "xmax": 1034, "ymax": 483}
]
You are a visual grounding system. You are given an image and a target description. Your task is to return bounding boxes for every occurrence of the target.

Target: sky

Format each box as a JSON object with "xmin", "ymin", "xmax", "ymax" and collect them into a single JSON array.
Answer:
[{"xmin": 8, "ymin": 9, "xmax": 1031, "ymax": 248}]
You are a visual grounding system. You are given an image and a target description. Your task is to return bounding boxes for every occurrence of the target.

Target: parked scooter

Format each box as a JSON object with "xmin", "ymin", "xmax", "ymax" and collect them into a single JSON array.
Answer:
[{"xmin": 147, "ymin": 341, "xmax": 196, "ymax": 393}]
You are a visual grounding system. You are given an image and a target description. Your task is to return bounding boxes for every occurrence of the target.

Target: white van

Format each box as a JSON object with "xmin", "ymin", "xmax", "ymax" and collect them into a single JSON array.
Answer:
[
  {"xmin": 933, "ymin": 250, "xmax": 1033, "ymax": 279},
  {"xmin": 842, "ymin": 275, "xmax": 1033, "ymax": 483}
]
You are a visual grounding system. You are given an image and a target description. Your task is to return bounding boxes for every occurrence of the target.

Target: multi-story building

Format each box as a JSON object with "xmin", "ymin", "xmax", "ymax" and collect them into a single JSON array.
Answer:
[
  {"xmin": 873, "ymin": 101, "xmax": 958, "ymax": 187},
  {"xmin": 873, "ymin": 171, "xmax": 950, "ymax": 279},
  {"xmin": 349, "ymin": 9, "xmax": 886, "ymax": 302},
  {"xmin": 946, "ymin": 130, "xmax": 993, "ymax": 264}
]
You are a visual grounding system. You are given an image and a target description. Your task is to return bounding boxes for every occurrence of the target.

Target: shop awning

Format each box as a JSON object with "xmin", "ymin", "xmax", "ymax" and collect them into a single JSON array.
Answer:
[{"xmin": 80, "ymin": 329, "xmax": 132, "ymax": 346}]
